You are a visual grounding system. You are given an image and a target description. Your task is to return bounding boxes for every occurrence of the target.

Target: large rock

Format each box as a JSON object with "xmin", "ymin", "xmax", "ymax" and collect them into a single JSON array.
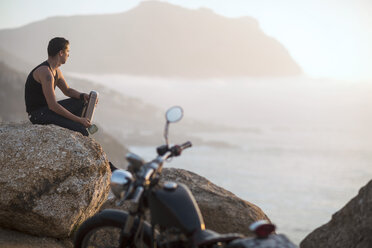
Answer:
[
  {"xmin": 300, "ymin": 180, "xmax": 372, "ymax": 248},
  {"xmin": 0, "ymin": 122, "xmax": 110, "ymax": 238},
  {"xmin": 162, "ymin": 168, "xmax": 271, "ymax": 236},
  {"xmin": 101, "ymin": 167, "xmax": 270, "ymax": 237},
  {"xmin": 0, "ymin": 227, "xmax": 72, "ymax": 248}
]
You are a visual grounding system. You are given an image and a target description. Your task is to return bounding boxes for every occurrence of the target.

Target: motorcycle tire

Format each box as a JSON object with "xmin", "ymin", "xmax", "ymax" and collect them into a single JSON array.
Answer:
[{"xmin": 74, "ymin": 209, "xmax": 153, "ymax": 248}]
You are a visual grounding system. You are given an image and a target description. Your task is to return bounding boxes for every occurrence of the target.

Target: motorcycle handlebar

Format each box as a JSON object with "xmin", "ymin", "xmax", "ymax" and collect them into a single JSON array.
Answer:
[
  {"xmin": 144, "ymin": 168, "xmax": 155, "ymax": 180},
  {"xmin": 180, "ymin": 141, "xmax": 192, "ymax": 150},
  {"xmin": 129, "ymin": 141, "xmax": 192, "ymax": 203},
  {"xmin": 171, "ymin": 141, "xmax": 192, "ymax": 156}
]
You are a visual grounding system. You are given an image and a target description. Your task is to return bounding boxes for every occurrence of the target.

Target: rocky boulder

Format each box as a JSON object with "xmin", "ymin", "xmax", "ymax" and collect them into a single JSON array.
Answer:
[
  {"xmin": 162, "ymin": 168, "xmax": 271, "ymax": 236},
  {"xmin": 300, "ymin": 180, "xmax": 372, "ymax": 248},
  {"xmin": 101, "ymin": 167, "xmax": 271, "ymax": 237},
  {"xmin": 0, "ymin": 227, "xmax": 72, "ymax": 248},
  {"xmin": 0, "ymin": 122, "xmax": 110, "ymax": 238}
]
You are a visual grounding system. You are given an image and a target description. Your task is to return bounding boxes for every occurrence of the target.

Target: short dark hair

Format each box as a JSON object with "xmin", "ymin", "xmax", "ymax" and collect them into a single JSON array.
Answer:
[{"xmin": 47, "ymin": 37, "xmax": 69, "ymax": 57}]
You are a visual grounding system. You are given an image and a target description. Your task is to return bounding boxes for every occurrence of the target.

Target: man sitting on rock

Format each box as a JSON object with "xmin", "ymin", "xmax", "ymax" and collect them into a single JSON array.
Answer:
[{"xmin": 25, "ymin": 37, "xmax": 90, "ymax": 136}]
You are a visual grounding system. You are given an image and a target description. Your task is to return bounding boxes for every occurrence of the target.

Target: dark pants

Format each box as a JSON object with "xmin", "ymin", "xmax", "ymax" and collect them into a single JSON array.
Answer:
[{"xmin": 29, "ymin": 98, "xmax": 88, "ymax": 136}]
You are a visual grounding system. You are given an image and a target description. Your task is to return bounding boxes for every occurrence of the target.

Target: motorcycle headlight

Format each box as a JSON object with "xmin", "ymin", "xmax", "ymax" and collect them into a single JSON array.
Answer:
[{"xmin": 110, "ymin": 169, "xmax": 133, "ymax": 199}]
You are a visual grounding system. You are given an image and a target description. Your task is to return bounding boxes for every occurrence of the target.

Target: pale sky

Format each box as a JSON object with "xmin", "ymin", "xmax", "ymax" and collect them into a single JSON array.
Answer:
[{"xmin": 1, "ymin": 0, "xmax": 371, "ymax": 81}]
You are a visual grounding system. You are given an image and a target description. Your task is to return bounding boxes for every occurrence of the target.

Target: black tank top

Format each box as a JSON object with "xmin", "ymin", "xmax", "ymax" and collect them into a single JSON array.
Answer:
[{"xmin": 25, "ymin": 61, "xmax": 58, "ymax": 114}]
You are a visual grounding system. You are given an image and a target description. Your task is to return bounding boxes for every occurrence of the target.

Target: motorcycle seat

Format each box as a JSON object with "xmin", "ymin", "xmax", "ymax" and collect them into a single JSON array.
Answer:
[{"xmin": 193, "ymin": 229, "xmax": 244, "ymax": 246}]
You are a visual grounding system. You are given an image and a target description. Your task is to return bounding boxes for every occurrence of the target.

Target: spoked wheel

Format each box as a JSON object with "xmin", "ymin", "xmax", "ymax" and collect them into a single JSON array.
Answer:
[{"xmin": 74, "ymin": 209, "xmax": 152, "ymax": 248}]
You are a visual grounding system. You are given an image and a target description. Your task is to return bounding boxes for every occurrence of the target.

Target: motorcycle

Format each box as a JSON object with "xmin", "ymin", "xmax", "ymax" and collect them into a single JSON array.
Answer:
[{"xmin": 74, "ymin": 106, "xmax": 297, "ymax": 248}]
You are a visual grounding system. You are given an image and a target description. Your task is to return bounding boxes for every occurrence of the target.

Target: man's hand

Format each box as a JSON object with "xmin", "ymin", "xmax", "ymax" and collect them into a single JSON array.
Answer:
[
  {"xmin": 81, "ymin": 92, "xmax": 99, "ymax": 105},
  {"xmin": 82, "ymin": 93, "xmax": 89, "ymax": 103},
  {"xmin": 79, "ymin": 117, "xmax": 91, "ymax": 128}
]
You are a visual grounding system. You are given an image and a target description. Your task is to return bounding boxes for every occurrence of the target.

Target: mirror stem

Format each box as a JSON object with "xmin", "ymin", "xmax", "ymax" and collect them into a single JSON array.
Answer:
[{"xmin": 164, "ymin": 121, "xmax": 170, "ymax": 147}]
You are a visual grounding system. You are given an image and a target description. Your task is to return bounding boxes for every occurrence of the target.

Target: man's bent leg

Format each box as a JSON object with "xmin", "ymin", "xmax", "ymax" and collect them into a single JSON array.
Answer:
[
  {"xmin": 42, "ymin": 109, "xmax": 89, "ymax": 136},
  {"xmin": 58, "ymin": 98, "xmax": 85, "ymax": 116}
]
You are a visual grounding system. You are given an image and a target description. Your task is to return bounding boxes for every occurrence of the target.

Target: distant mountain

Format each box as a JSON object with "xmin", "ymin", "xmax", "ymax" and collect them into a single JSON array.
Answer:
[
  {"xmin": 0, "ymin": 47, "xmax": 33, "ymax": 73},
  {"xmin": 0, "ymin": 1, "xmax": 301, "ymax": 77},
  {"xmin": 0, "ymin": 62, "xmax": 27, "ymax": 121}
]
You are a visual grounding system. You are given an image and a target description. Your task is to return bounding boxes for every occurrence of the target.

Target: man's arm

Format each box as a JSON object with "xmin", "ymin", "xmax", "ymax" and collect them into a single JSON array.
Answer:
[
  {"xmin": 56, "ymin": 69, "xmax": 89, "ymax": 102},
  {"xmin": 38, "ymin": 67, "xmax": 90, "ymax": 127}
]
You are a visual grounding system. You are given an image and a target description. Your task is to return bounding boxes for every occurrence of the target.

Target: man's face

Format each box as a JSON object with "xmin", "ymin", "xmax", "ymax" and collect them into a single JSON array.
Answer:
[{"xmin": 60, "ymin": 45, "xmax": 70, "ymax": 64}]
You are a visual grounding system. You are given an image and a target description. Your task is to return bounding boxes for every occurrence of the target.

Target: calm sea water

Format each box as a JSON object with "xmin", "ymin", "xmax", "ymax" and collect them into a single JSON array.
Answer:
[{"xmin": 69, "ymin": 73, "xmax": 372, "ymax": 244}]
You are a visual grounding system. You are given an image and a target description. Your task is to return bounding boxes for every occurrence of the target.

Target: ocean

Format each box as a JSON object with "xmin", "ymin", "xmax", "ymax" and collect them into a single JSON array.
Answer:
[{"xmin": 69, "ymin": 73, "xmax": 372, "ymax": 244}]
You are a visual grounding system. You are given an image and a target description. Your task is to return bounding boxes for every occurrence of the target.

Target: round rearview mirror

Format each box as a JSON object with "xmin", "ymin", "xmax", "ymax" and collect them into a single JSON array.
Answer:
[{"xmin": 166, "ymin": 106, "xmax": 183, "ymax": 123}]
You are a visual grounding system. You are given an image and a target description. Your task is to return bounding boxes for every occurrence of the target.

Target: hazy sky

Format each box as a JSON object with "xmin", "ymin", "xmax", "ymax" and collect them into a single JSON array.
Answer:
[{"xmin": 1, "ymin": 0, "xmax": 371, "ymax": 81}]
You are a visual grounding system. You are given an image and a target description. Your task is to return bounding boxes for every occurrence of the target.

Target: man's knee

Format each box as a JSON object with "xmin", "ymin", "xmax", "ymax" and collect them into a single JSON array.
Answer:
[
  {"xmin": 70, "ymin": 123, "xmax": 89, "ymax": 136},
  {"xmin": 59, "ymin": 98, "xmax": 85, "ymax": 116},
  {"xmin": 79, "ymin": 127, "xmax": 89, "ymax": 136}
]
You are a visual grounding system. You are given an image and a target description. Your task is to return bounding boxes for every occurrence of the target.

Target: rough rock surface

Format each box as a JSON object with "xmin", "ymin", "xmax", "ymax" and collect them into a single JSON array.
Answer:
[
  {"xmin": 101, "ymin": 167, "xmax": 271, "ymax": 237},
  {"xmin": 300, "ymin": 180, "xmax": 372, "ymax": 248},
  {"xmin": 162, "ymin": 168, "xmax": 271, "ymax": 236},
  {"xmin": 0, "ymin": 123, "xmax": 110, "ymax": 238},
  {"xmin": 0, "ymin": 227, "xmax": 72, "ymax": 248}
]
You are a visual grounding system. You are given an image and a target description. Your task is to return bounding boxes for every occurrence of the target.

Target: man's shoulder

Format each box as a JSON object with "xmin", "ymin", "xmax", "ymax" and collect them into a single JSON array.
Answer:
[
  {"xmin": 33, "ymin": 65, "xmax": 54, "ymax": 84},
  {"xmin": 31, "ymin": 61, "xmax": 48, "ymax": 72},
  {"xmin": 34, "ymin": 65, "xmax": 52, "ymax": 76}
]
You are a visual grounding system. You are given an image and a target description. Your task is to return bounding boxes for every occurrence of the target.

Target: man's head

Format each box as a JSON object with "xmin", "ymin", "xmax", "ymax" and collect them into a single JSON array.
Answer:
[
  {"xmin": 48, "ymin": 37, "xmax": 69, "ymax": 56},
  {"xmin": 47, "ymin": 37, "xmax": 70, "ymax": 64}
]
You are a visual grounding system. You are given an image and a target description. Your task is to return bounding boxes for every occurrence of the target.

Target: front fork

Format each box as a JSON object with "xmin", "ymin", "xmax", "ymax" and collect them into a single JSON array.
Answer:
[
  {"xmin": 119, "ymin": 213, "xmax": 136, "ymax": 247},
  {"xmin": 119, "ymin": 198, "xmax": 151, "ymax": 248},
  {"xmin": 119, "ymin": 213, "xmax": 158, "ymax": 248}
]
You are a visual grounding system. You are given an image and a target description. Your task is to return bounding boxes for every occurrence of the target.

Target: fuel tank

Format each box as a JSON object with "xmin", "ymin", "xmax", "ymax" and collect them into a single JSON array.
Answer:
[{"xmin": 148, "ymin": 182, "xmax": 205, "ymax": 235}]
